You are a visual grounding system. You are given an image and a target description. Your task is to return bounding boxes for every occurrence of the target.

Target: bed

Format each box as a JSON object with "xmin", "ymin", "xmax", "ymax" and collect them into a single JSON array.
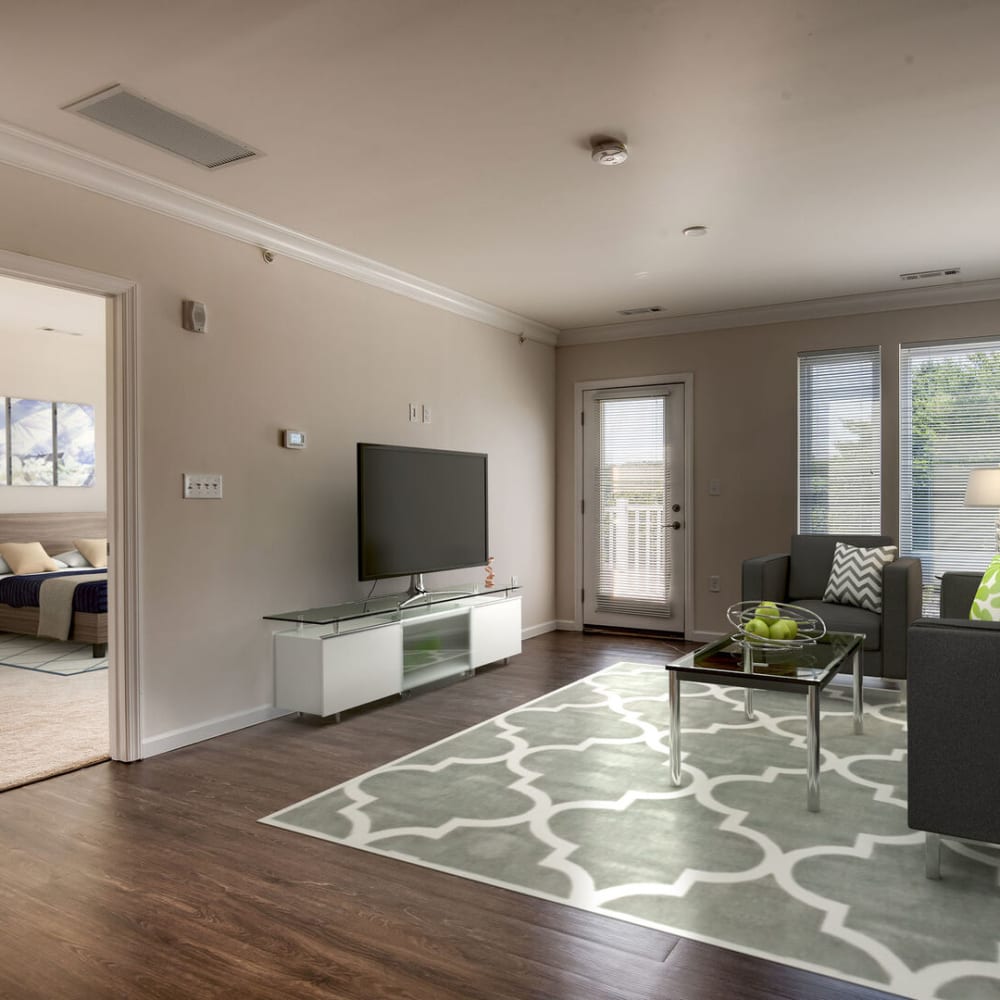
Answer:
[{"xmin": 0, "ymin": 512, "xmax": 108, "ymax": 657}]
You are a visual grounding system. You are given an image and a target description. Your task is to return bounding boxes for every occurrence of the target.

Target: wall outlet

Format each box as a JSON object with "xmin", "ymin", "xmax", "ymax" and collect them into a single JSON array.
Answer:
[
  {"xmin": 183, "ymin": 473, "xmax": 223, "ymax": 499},
  {"xmin": 709, "ymin": 575, "xmax": 720, "ymax": 593},
  {"xmin": 709, "ymin": 479, "xmax": 721, "ymax": 496},
  {"xmin": 408, "ymin": 403, "xmax": 419, "ymax": 422},
  {"xmin": 510, "ymin": 575, "xmax": 519, "ymax": 587}
]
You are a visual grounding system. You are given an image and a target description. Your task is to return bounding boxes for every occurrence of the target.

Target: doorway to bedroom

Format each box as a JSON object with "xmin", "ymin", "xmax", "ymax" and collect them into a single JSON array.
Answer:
[{"xmin": 0, "ymin": 273, "xmax": 110, "ymax": 790}]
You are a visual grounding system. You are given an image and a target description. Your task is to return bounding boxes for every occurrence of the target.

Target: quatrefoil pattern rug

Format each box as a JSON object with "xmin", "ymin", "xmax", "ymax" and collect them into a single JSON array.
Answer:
[{"xmin": 261, "ymin": 663, "xmax": 1000, "ymax": 1000}]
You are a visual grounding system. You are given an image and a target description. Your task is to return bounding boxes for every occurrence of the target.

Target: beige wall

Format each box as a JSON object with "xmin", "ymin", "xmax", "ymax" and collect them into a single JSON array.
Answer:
[
  {"xmin": 556, "ymin": 300, "xmax": 1000, "ymax": 634},
  {"xmin": 0, "ymin": 163, "xmax": 555, "ymax": 751},
  {"xmin": 0, "ymin": 302, "xmax": 106, "ymax": 514}
]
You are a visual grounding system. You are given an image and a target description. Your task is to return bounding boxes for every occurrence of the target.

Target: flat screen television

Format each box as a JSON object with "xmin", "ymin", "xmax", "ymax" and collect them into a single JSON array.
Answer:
[{"xmin": 357, "ymin": 443, "xmax": 488, "ymax": 595}]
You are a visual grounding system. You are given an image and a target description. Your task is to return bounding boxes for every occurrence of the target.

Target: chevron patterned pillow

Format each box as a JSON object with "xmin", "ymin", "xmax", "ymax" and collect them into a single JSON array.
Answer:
[
  {"xmin": 970, "ymin": 555, "xmax": 1000, "ymax": 621},
  {"xmin": 823, "ymin": 542, "xmax": 898, "ymax": 612}
]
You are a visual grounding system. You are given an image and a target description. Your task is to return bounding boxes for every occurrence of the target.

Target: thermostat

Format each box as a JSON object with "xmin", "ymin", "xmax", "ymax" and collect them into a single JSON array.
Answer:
[{"xmin": 282, "ymin": 429, "xmax": 306, "ymax": 449}]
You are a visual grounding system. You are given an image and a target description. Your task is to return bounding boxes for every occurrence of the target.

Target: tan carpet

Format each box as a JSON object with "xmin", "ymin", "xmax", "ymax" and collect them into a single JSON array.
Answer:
[{"xmin": 0, "ymin": 663, "xmax": 109, "ymax": 791}]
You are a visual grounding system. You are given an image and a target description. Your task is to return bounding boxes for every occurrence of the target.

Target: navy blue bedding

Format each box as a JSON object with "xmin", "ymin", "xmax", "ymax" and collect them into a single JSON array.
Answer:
[{"xmin": 0, "ymin": 569, "xmax": 107, "ymax": 614}]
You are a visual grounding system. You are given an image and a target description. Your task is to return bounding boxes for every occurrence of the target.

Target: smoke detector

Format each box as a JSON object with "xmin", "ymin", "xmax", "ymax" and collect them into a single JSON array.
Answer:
[{"xmin": 591, "ymin": 139, "xmax": 629, "ymax": 166}]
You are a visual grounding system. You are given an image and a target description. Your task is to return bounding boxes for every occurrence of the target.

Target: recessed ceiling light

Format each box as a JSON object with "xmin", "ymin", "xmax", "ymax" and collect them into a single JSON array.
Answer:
[
  {"xmin": 591, "ymin": 139, "xmax": 629, "ymax": 166},
  {"xmin": 682, "ymin": 225, "xmax": 709, "ymax": 237}
]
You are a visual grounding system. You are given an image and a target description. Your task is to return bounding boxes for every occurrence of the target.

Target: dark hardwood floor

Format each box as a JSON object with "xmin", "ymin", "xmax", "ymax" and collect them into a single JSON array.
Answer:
[{"xmin": 0, "ymin": 631, "xmax": 900, "ymax": 1000}]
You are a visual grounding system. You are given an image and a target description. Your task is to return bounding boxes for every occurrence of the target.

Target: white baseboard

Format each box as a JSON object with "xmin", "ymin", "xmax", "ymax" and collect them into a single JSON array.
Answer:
[
  {"xmin": 555, "ymin": 619, "xmax": 582, "ymax": 631},
  {"xmin": 522, "ymin": 620, "xmax": 557, "ymax": 639},
  {"xmin": 141, "ymin": 704, "xmax": 292, "ymax": 758}
]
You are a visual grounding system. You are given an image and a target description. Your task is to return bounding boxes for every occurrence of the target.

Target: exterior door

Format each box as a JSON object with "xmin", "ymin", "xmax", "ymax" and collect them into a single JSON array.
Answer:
[{"xmin": 582, "ymin": 385, "xmax": 686, "ymax": 632}]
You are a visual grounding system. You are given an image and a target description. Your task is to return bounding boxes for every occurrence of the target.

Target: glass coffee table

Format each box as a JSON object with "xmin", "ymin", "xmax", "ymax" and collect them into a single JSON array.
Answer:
[{"xmin": 665, "ymin": 631, "xmax": 864, "ymax": 812}]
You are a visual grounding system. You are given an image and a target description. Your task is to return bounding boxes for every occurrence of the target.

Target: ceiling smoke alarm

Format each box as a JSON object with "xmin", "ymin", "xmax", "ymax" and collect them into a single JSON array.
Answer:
[
  {"xmin": 591, "ymin": 139, "xmax": 629, "ymax": 166},
  {"xmin": 682, "ymin": 225, "xmax": 709, "ymax": 237}
]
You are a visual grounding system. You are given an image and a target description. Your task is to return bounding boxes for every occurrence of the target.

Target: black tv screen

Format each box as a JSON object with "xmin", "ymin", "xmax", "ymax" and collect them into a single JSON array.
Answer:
[{"xmin": 357, "ymin": 443, "xmax": 488, "ymax": 581}]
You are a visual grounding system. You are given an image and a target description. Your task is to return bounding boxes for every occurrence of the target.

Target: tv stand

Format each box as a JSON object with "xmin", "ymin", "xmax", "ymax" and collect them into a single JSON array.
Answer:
[{"xmin": 264, "ymin": 585, "xmax": 522, "ymax": 719}]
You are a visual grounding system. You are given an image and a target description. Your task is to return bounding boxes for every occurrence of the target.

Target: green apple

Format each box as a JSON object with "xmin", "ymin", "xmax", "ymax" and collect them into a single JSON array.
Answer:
[
  {"xmin": 779, "ymin": 617, "xmax": 798, "ymax": 639},
  {"xmin": 745, "ymin": 618, "xmax": 770, "ymax": 641},
  {"xmin": 753, "ymin": 601, "xmax": 780, "ymax": 625},
  {"xmin": 768, "ymin": 619, "xmax": 791, "ymax": 641}
]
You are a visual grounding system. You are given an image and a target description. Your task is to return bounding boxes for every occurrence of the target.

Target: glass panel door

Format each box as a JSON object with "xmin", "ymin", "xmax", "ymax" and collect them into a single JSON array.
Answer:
[{"xmin": 582, "ymin": 385, "xmax": 685, "ymax": 632}]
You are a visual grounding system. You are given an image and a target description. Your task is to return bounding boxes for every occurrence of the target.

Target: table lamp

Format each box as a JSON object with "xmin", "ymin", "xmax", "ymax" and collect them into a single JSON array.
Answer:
[{"xmin": 966, "ymin": 466, "xmax": 1000, "ymax": 552}]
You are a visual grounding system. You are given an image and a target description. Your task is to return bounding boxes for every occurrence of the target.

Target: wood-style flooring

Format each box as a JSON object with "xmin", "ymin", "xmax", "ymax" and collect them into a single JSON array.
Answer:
[{"xmin": 0, "ymin": 631, "xmax": 899, "ymax": 1000}]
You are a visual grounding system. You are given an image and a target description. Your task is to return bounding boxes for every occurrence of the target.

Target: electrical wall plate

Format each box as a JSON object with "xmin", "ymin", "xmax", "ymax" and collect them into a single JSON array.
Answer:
[{"xmin": 282, "ymin": 429, "xmax": 307, "ymax": 449}]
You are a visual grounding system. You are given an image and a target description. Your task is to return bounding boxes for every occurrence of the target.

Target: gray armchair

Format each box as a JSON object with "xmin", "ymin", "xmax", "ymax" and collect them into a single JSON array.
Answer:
[
  {"xmin": 908, "ymin": 571, "xmax": 1000, "ymax": 878},
  {"xmin": 742, "ymin": 534, "xmax": 923, "ymax": 679}
]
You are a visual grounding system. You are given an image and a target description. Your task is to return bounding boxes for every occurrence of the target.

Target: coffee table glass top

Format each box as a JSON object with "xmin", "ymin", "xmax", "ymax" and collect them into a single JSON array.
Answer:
[{"xmin": 670, "ymin": 631, "xmax": 863, "ymax": 686}]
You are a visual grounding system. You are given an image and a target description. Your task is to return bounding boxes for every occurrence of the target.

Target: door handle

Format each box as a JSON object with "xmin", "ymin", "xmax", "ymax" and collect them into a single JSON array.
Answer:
[{"xmin": 671, "ymin": 521, "xmax": 682, "ymax": 530}]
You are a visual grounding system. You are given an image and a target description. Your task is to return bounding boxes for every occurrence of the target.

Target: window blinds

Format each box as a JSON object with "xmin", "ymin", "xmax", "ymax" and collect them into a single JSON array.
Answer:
[
  {"xmin": 594, "ymin": 395, "xmax": 672, "ymax": 616},
  {"xmin": 900, "ymin": 337, "xmax": 1000, "ymax": 614},
  {"xmin": 798, "ymin": 347, "xmax": 882, "ymax": 534}
]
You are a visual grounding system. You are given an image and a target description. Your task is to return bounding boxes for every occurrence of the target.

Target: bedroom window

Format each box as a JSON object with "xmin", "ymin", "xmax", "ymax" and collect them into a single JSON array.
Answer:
[
  {"xmin": 798, "ymin": 347, "xmax": 882, "ymax": 534},
  {"xmin": 900, "ymin": 336, "xmax": 1000, "ymax": 614}
]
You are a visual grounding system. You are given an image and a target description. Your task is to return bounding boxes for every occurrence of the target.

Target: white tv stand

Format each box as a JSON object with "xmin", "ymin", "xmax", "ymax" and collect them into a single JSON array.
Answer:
[{"xmin": 264, "ymin": 586, "xmax": 522, "ymax": 719}]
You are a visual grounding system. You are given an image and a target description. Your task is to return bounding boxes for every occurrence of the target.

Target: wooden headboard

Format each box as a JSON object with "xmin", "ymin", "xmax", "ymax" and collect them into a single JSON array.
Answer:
[{"xmin": 0, "ymin": 512, "xmax": 107, "ymax": 557}]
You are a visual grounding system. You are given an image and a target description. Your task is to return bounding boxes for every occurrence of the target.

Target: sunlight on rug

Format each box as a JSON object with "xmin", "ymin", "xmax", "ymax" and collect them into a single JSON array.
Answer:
[
  {"xmin": 261, "ymin": 662, "xmax": 1000, "ymax": 1000},
  {"xmin": 0, "ymin": 632, "xmax": 108, "ymax": 675}
]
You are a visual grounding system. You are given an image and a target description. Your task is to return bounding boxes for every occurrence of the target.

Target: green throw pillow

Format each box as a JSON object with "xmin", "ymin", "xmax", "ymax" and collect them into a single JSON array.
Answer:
[{"xmin": 970, "ymin": 555, "xmax": 1000, "ymax": 621}]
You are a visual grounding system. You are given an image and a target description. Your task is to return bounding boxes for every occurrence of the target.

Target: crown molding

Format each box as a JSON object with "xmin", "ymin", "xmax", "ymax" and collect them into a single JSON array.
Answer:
[
  {"xmin": 558, "ymin": 277, "xmax": 1000, "ymax": 346},
  {"xmin": 0, "ymin": 120, "xmax": 558, "ymax": 346}
]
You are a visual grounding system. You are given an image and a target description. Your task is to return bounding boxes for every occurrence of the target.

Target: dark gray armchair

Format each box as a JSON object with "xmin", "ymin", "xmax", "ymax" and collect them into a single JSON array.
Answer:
[
  {"xmin": 908, "ymin": 571, "xmax": 1000, "ymax": 878},
  {"xmin": 742, "ymin": 534, "xmax": 923, "ymax": 679}
]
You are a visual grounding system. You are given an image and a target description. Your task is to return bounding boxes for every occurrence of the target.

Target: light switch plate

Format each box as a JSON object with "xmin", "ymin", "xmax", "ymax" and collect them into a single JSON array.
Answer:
[
  {"xmin": 183, "ymin": 473, "xmax": 223, "ymax": 499},
  {"xmin": 422, "ymin": 404, "xmax": 432, "ymax": 423}
]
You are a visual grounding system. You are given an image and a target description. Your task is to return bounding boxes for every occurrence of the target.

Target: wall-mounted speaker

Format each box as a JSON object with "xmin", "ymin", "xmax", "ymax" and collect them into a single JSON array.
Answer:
[{"xmin": 182, "ymin": 300, "xmax": 207, "ymax": 333}]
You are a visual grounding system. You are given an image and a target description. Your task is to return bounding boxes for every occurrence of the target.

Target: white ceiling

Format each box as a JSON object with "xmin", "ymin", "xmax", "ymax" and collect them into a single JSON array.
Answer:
[
  {"xmin": 0, "ymin": 274, "xmax": 105, "ymax": 340},
  {"xmin": 2, "ymin": 0, "xmax": 1000, "ymax": 333}
]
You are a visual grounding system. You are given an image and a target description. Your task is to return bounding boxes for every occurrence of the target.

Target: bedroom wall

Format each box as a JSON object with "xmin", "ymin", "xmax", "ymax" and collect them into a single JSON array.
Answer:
[
  {"xmin": 556, "ymin": 298, "xmax": 1000, "ymax": 636},
  {"xmin": 0, "ymin": 284, "xmax": 106, "ymax": 515},
  {"xmin": 0, "ymin": 162, "xmax": 556, "ymax": 755}
]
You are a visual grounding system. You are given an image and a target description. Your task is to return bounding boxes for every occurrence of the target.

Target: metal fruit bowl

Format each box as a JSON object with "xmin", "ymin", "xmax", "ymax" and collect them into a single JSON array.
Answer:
[{"xmin": 726, "ymin": 600, "xmax": 827, "ymax": 651}]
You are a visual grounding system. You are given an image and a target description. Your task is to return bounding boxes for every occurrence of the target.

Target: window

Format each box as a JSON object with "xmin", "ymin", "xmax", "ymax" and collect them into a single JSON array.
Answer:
[
  {"xmin": 900, "ymin": 337, "xmax": 1000, "ymax": 614},
  {"xmin": 798, "ymin": 347, "xmax": 882, "ymax": 534}
]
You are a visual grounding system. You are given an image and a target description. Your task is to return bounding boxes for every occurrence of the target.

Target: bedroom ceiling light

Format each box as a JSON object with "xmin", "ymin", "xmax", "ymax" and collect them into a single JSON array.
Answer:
[
  {"xmin": 682, "ymin": 226, "xmax": 709, "ymax": 237},
  {"xmin": 37, "ymin": 326, "xmax": 84, "ymax": 336},
  {"xmin": 591, "ymin": 139, "xmax": 629, "ymax": 166}
]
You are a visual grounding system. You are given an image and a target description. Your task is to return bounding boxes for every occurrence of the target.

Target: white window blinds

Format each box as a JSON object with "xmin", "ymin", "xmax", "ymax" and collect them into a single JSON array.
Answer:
[
  {"xmin": 798, "ymin": 347, "xmax": 882, "ymax": 534},
  {"xmin": 594, "ymin": 395, "xmax": 671, "ymax": 616},
  {"xmin": 900, "ymin": 337, "xmax": 1000, "ymax": 614}
]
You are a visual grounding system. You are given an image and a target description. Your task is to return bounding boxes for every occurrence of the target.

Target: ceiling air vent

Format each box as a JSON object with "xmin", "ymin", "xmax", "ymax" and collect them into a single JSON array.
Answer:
[
  {"xmin": 899, "ymin": 267, "xmax": 961, "ymax": 281},
  {"xmin": 63, "ymin": 85, "xmax": 259, "ymax": 169},
  {"xmin": 617, "ymin": 306, "xmax": 665, "ymax": 316}
]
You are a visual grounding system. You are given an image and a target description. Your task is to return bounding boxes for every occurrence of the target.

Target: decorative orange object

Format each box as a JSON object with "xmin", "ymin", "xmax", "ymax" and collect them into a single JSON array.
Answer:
[{"xmin": 485, "ymin": 556, "xmax": 495, "ymax": 589}]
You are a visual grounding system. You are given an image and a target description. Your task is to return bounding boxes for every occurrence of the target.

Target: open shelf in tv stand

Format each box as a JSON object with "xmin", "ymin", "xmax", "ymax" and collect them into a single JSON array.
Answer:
[{"xmin": 267, "ymin": 587, "xmax": 522, "ymax": 719}]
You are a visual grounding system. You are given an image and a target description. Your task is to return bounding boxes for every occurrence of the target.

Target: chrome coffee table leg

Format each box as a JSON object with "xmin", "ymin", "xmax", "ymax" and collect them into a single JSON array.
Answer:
[
  {"xmin": 807, "ymin": 686, "xmax": 821, "ymax": 812},
  {"xmin": 853, "ymin": 644, "xmax": 864, "ymax": 735},
  {"xmin": 925, "ymin": 832, "xmax": 942, "ymax": 880},
  {"xmin": 743, "ymin": 642, "xmax": 756, "ymax": 721},
  {"xmin": 669, "ymin": 670, "xmax": 681, "ymax": 786}
]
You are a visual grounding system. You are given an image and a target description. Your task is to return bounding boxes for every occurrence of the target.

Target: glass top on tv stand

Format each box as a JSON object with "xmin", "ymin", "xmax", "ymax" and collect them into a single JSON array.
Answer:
[{"xmin": 263, "ymin": 583, "xmax": 520, "ymax": 626}]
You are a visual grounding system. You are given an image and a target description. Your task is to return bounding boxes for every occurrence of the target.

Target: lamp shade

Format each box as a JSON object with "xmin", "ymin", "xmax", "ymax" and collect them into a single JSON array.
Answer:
[{"xmin": 966, "ymin": 467, "xmax": 1000, "ymax": 507}]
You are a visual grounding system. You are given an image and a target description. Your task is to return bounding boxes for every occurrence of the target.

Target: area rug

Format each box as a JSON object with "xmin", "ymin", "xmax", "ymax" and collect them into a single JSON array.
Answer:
[
  {"xmin": 0, "ymin": 663, "xmax": 109, "ymax": 790},
  {"xmin": 261, "ymin": 662, "xmax": 1000, "ymax": 1000},
  {"xmin": 0, "ymin": 632, "xmax": 107, "ymax": 675}
]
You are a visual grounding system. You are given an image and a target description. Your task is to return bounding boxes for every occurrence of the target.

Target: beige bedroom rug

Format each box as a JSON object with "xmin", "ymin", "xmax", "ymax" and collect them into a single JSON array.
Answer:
[{"xmin": 0, "ymin": 661, "xmax": 109, "ymax": 790}]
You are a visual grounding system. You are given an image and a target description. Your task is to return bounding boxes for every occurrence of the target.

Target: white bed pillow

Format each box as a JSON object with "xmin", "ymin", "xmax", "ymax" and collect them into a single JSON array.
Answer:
[
  {"xmin": 0, "ymin": 554, "xmax": 9, "ymax": 574},
  {"xmin": 53, "ymin": 549, "xmax": 90, "ymax": 569}
]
